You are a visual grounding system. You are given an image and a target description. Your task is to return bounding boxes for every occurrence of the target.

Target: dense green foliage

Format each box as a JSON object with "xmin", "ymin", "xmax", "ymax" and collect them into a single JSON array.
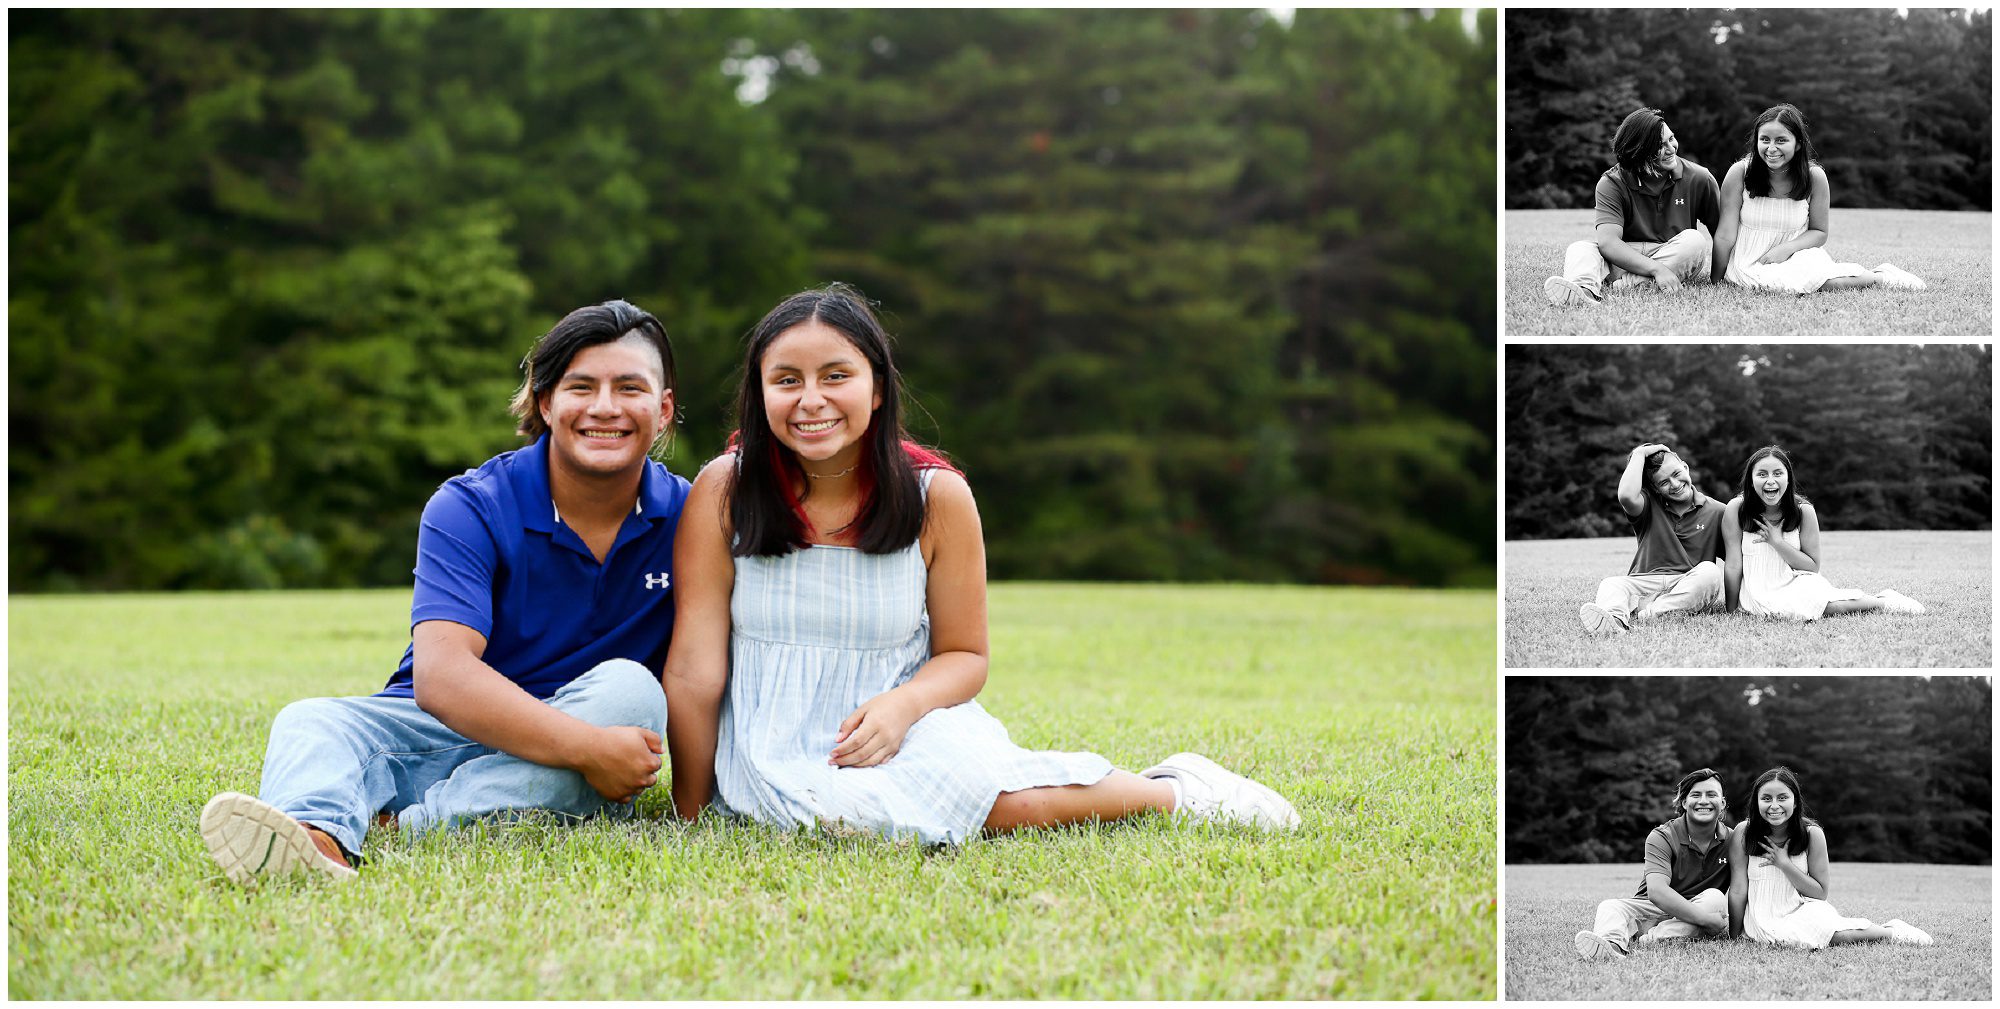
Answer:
[
  {"xmin": 9, "ymin": 585, "xmax": 1497, "ymax": 998},
  {"xmin": 1507, "ymin": 8, "xmax": 1992, "ymax": 210},
  {"xmin": 1505, "ymin": 676, "xmax": 1992, "ymax": 865},
  {"xmin": 10, "ymin": 9, "xmax": 1496, "ymax": 591},
  {"xmin": 1505, "ymin": 344, "xmax": 1992, "ymax": 540}
]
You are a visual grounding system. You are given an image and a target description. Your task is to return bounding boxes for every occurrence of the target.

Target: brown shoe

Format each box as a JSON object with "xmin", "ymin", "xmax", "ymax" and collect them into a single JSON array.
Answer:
[{"xmin": 200, "ymin": 792, "xmax": 358, "ymax": 884}]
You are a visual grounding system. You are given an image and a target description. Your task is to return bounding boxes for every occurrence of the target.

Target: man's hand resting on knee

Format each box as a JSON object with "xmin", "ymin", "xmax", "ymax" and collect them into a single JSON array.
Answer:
[{"xmin": 575, "ymin": 725, "xmax": 665, "ymax": 805}]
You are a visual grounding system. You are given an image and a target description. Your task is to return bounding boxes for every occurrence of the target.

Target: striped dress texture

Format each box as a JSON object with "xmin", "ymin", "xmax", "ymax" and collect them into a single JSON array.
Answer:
[
  {"xmin": 1724, "ymin": 191, "xmax": 1870, "ymax": 293},
  {"xmin": 712, "ymin": 471, "xmax": 1112, "ymax": 844}
]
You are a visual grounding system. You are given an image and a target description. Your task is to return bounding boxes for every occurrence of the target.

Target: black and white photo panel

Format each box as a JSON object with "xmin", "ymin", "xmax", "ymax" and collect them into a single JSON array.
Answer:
[
  {"xmin": 1503, "ymin": 344, "xmax": 1992, "ymax": 669},
  {"xmin": 1502, "ymin": 674, "xmax": 1992, "ymax": 1001}
]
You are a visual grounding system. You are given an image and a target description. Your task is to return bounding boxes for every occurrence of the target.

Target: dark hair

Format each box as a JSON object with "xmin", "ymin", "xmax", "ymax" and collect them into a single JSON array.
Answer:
[
  {"xmin": 1613, "ymin": 107, "xmax": 1668, "ymax": 179},
  {"xmin": 1672, "ymin": 766, "xmax": 1725, "ymax": 816},
  {"xmin": 1640, "ymin": 448, "xmax": 1677, "ymax": 507},
  {"xmin": 728, "ymin": 283, "xmax": 949, "ymax": 557},
  {"xmin": 510, "ymin": 300, "xmax": 677, "ymax": 442},
  {"xmin": 1742, "ymin": 104, "xmax": 1817, "ymax": 201},
  {"xmin": 1737, "ymin": 445, "xmax": 1808, "ymax": 532},
  {"xmin": 1742, "ymin": 766, "xmax": 1815, "ymax": 858}
]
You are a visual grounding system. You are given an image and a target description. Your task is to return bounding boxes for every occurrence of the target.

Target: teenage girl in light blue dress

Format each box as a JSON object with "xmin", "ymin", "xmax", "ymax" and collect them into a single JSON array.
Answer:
[{"xmin": 662, "ymin": 284, "xmax": 1299, "ymax": 844}]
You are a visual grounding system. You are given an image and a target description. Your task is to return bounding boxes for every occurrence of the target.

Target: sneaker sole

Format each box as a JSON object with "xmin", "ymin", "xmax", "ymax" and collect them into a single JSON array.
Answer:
[
  {"xmin": 1579, "ymin": 604, "xmax": 1625, "ymax": 634},
  {"xmin": 199, "ymin": 792, "xmax": 357, "ymax": 884},
  {"xmin": 1574, "ymin": 930, "xmax": 1620, "ymax": 959},
  {"xmin": 1143, "ymin": 752, "xmax": 1302, "ymax": 830},
  {"xmin": 1544, "ymin": 277, "xmax": 1598, "ymax": 307}
]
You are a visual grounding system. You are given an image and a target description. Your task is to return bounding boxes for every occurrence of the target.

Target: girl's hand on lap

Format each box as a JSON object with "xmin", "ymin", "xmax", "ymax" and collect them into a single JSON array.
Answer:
[
  {"xmin": 1756, "ymin": 249, "xmax": 1791, "ymax": 265},
  {"xmin": 830, "ymin": 692, "xmax": 919, "ymax": 768}
]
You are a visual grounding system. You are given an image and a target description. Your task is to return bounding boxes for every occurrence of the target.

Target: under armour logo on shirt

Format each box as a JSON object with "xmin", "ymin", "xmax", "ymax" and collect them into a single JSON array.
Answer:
[
  {"xmin": 1675, "ymin": 197, "xmax": 1686, "ymax": 205},
  {"xmin": 1694, "ymin": 523, "xmax": 1706, "ymax": 531},
  {"xmin": 644, "ymin": 572, "xmax": 671, "ymax": 590}
]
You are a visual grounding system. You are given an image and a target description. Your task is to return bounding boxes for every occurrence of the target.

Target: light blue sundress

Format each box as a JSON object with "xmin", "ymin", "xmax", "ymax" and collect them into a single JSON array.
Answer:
[{"xmin": 713, "ymin": 470, "xmax": 1113, "ymax": 844}]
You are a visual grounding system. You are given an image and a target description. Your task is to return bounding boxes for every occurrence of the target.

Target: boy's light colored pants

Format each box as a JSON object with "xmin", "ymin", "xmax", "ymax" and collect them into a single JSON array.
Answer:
[
  {"xmin": 1561, "ymin": 227, "xmax": 1712, "ymax": 294},
  {"xmin": 1588, "ymin": 888, "xmax": 1729, "ymax": 952},
  {"xmin": 1594, "ymin": 560, "xmax": 1723, "ymax": 626}
]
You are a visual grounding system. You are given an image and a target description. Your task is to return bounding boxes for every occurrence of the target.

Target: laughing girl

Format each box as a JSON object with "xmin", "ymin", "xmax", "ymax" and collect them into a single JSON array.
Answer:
[{"xmin": 1728, "ymin": 766, "xmax": 1933, "ymax": 948}]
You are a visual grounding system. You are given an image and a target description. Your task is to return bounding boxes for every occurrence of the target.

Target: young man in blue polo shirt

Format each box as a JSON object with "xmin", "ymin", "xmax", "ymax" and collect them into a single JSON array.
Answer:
[
  {"xmin": 1579, "ymin": 442, "xmax": 1726, "ymax": 634},
  {"xmin": 1544, "ymin": 107, "xmax": 1722, "ymax": 307},
  {"xmin": 199, "ymin": 300, "xmax": 692, "ymax": 882},
  {"xmin": 1576, "ymin": 767, "xmax": 1732, "ymax": 959}
]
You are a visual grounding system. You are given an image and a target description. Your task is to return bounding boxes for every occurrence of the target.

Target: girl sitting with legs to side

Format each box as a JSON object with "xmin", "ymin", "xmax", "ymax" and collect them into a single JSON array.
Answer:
[{"xmin": 663, "ymin": 284, "xmax": 1298, "ymax": 843}]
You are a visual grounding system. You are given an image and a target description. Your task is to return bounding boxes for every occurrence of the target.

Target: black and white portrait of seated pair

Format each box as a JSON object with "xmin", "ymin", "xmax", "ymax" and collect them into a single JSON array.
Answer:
[
  {"xmin": 1503, "ymin": 7, "xmax": 1993, "ymax": 337},
  {"xmin": 1503, "ymin": 343, "xmax": 1992, "ymax": 670},
  {"xmin": 1503, "ymin": 675, "xmax": 1991, "ymax": 1002}
]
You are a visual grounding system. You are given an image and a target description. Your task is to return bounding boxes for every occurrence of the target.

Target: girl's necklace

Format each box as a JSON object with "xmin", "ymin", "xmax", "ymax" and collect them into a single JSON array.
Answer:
[{"xmin": 807, "ymin": 464, "xmax": 857, "ymax": 480}]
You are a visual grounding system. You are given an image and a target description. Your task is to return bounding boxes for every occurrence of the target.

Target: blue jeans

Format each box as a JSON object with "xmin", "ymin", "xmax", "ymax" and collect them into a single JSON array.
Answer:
[{"xmin": 257, "ymin": 659, "xmax": 667, "ymax": 856}]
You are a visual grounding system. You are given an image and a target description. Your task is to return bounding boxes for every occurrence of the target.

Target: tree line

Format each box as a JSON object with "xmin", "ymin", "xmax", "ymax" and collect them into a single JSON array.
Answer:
[
  {"xmin": 1507, "ymin": 8, "xmax": 1992, "ymax": 210},
  {"xmin": 1506, "ymin": 344, "xmax": 1992, "ymax": 540},
  {"xmin": 9, "ymin": 9, "xmax": 1496, "ymax": 591},
  {"xmin": 1506, "ymin": 676, "xmax": 1991, "ymax": 865}
]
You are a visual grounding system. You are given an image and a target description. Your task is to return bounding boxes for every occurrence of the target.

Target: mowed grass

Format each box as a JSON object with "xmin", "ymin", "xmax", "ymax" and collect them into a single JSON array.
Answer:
[
  {"xmin": 1505, "ymin": 862, "xmax": 1991, "ymax": 1000},
  {"xmin": 1504, "ymin": 531, "xmax": 1992, "ymax": 668},
  {"xmin": 1505, "ymin": 208, "xmax": 1992, "ymax": 336},
  {"xmin": 9, "ymin": 583, "xmax": 1496, "ymax": 999}
]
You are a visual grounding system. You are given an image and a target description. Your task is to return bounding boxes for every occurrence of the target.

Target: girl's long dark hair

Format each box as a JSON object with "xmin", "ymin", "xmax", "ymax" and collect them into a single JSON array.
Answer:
[
  {"xmin": 1742, "ymin": 766, "xmax": 1815, "ymax": 858},
  {"xmin": 1737, "ymin": 445, "xmax": 1808, "ymax": 533},
  {"xmin": 1742, "ymin": 103, "xmax": 1817, "ymax": 201},
  {"xmin": 728, "ymin": 283, "xmax": 956, "ymax": 557}
]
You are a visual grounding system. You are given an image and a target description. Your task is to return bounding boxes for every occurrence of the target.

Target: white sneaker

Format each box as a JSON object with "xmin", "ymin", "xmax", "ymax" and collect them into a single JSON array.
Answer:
[
  {"xmin": 1884, "ymin": 919, "xmax": 1934, "ymax": 945},
  {"xmin": 1872, "ymin": 263, "xmax": 1927, "ymax": 291},
  {"xmin": 1574, "ymin": 930, "xmax": 1627, "ymax": 959},
  {"xmin": 1875, "ymin": 589, "xmax": 1926, "ymax": 615},
  {"xmin": 200, "ymin": 791, "xmax": 357, "ymax": 884},
  {"xmin": 1579, "ymin": 603, "xmax": 1628, "ymax": 634},
  {"xmin": 1142, "ymin": 753, "xmax": 1300, "ymax": 830},
  {"xmin": 1544, "ymin": 276, "xmax": 1601, "ymax": 307}
]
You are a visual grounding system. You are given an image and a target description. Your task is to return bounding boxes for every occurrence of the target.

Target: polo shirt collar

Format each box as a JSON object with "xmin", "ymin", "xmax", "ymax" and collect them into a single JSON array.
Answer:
[
  {"xmin": 1665, "ymin": 490, "xmax": 1710, "ymax": 518},
  {"xmin": 517, "ymin": 433, "xmax": 671, "ymax": 531},
  {"xmin": 1625, "ymin": 157, "xmax": 1686, "ymax": 195},
  {"xmin": 1666, "ymin": 813, "xmax": 1724, "ymax": 849}
]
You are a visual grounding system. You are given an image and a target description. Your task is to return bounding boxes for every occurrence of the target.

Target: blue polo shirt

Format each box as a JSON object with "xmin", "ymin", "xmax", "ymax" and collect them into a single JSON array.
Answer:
[{"xmin": 379, "ymin": 434, "xmax": 690, "ymax": 700}]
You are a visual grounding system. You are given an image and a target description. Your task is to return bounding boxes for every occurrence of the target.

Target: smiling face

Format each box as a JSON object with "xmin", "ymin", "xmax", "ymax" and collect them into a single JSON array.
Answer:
[
  {"xmin": 759, "ymin": 319, "xmax": 882, "ymax": 475},
  {"xmin": 1756, "ymin": 780, "xmax": 1797, "ymax": 831},
  {"xmin": 1750, "ymin": 454, "xmax": 1789, "ymax": 511},
  {"xmin": 1679, "ymin": 776, "xmax": 1724, "ymax": 827},
  {"xmin": 537, "ymin": 333, "xmax": 672, "ymax": 482},
  {"xmin": 1649, "ymin": 453, "xmax": 1695, "ymax": 506},
  {"xmin": 1756, "ymin": 120, "xmax": 1797, "ymax": 173},
  {"xmin": 1650, "ymin": 122, "xmax": 1681, "ymax": 174}
]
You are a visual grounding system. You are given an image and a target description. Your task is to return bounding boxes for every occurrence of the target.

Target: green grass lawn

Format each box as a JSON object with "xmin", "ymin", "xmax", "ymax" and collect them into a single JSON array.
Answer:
[
  {"xmin": 1505, "ymin": 862, "xmax": 1992, "ymax": 1000},
  {"xmin": 1505, "ymin": 208, "xmax": 1993, "ymax": 336},
  {"xmin": 9, "ymin": 583, "xmax": 1497, "ymax": 999},
  {"xmin": 1504, "ymin": 531, "xmax": 1992, "ymax": 668}
]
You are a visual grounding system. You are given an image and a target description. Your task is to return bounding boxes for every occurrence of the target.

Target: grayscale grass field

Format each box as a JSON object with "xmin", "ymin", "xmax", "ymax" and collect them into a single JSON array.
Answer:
[
  {"xmin": 1505, "ymin": 208, "xmax": 1992, "ymax": 336},
  {"xmin": 1504, "ymin": 531, "xmax": 1992, "ymax": 668},
  {"xmin": 1505, "ymin": 861, "xmax": 1992, "ymax": 1000},
  {"xmin": 9, "ymin": 583, "xmax": 1496, "ymax": 999}
]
